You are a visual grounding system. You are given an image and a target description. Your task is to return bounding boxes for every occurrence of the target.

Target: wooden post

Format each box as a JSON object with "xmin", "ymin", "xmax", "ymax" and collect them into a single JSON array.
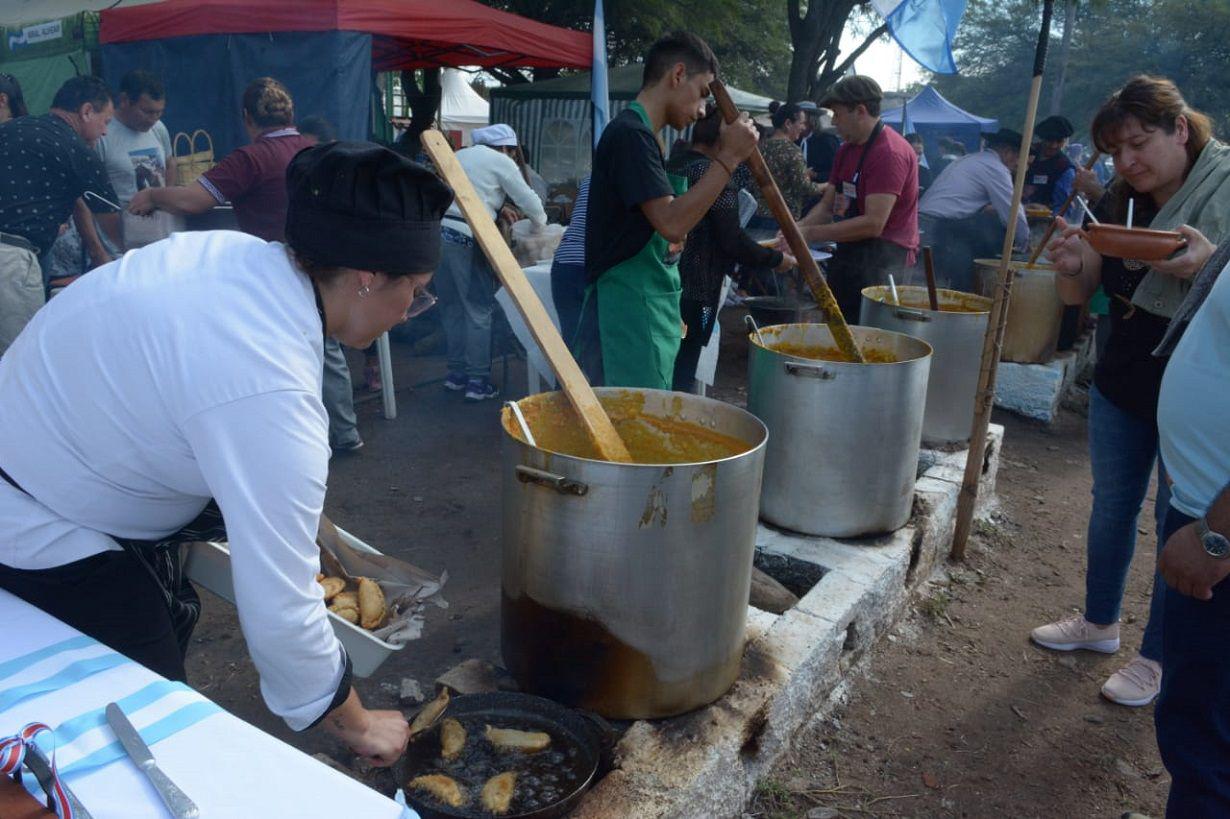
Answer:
[
  {"xmin": 709, "ymin": 80, "xmax": 864, "ymax": 363},
  {"xmin": 951, "ymin": 0, "xmax": 1056, "ymax": 561},
  {"xmin": 421, "ymin": 130, "xmax": 633, "ymax": 463}
]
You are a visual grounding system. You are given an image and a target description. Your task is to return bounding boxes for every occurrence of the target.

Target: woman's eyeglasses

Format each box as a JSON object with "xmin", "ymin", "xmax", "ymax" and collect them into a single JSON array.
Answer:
[{"xmin": 405, "ymin": 288, "xmax": 437, "ymax": 319}]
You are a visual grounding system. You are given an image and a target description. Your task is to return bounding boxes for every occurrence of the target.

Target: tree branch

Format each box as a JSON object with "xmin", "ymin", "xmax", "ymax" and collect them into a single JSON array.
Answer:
[
  {"xmin": 832, "ymin": 22, "xmax": 889, "ymax": 77},
  {"xmin": 487, "ymin": 66, "xmax": 531, "ymax": 85}
]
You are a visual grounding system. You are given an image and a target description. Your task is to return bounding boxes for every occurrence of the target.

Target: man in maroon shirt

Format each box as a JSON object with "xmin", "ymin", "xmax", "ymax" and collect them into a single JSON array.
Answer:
[
  {"xmin": 128, "ymin": 77, "xmax": 314, "ymax": 242},
  {"xmin": 792, "ymin": 76, "xmax": 919, "ymax": 322}
]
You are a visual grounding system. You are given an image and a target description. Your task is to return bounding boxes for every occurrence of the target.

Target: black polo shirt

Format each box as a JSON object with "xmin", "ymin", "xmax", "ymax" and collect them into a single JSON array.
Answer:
[
  {"xmin": 0, "ymin": 114, "xmax": 117, "ymax": 256},
  {"xmin": 585, "ymin": 107, "xmax": 675, "ymax": 282}
]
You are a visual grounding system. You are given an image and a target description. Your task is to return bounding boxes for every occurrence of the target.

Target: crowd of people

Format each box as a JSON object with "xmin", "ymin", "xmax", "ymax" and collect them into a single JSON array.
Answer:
[{"xmin": 1, "ymin": 28, "xmax": 1229, "ymax": 814}]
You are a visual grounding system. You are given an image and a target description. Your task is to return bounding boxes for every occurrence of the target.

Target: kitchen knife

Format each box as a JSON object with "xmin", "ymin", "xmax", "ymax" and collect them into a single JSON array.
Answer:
[{"xmin": 104, "ymin": 703, "xmax": 199, "ymax": 818}]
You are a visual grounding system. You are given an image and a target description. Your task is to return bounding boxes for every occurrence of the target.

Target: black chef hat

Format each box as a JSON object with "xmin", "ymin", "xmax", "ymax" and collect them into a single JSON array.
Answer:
[
  {"xmin": 1035, "ymin": 115, "xmax": 1074, "ymax": 141},
  {"xmin": 985, "ymin": 128, "xmax": 1022, "ymax": 149},
  {"xmin": 285, "ymin": 141, "xmax": 454, "ymax": 275}
]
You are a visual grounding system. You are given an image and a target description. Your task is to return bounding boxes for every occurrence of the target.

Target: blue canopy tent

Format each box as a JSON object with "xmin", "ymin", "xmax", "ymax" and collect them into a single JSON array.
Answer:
[{"xmin": 881, "ymin": 85, "xmax": 997, "ymax": 164}]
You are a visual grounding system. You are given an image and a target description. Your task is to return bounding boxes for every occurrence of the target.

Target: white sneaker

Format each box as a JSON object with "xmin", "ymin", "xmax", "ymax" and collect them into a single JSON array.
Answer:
[
  {"xmin": 1030, "ymin": 614, "xmax": 1120, "ymax": 653},
  {"xmin": 1101, "ymin": 656, "xmax": 1162, "ymax": 707}
]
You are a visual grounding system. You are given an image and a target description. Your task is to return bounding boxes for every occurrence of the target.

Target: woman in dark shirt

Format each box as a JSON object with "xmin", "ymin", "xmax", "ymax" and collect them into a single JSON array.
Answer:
[
  {"xmin": 673, "ymin": 105, "xmax": 796, "ymax": 390},
  {"xmin": 1034, "ymin": 77, "xmax": 1225, "ymax": 707}
]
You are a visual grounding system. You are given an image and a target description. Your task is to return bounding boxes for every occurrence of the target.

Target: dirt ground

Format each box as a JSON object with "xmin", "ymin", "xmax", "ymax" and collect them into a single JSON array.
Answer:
[
  {"xmin": 748, "ymin": 410, "xmax": 1170, "ymax": 819},
  {"xmin": 184, "ymin": 311, "xmax": 1170, "ymax": 816}
]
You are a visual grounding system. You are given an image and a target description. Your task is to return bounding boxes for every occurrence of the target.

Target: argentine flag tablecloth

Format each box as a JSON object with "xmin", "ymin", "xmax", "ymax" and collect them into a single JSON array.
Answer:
[{"xmin": 0, "ymin": 589, "xmax": 405, "ymax": 818}]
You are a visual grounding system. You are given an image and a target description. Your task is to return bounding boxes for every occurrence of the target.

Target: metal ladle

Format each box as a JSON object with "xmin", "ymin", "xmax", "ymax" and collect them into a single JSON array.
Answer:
[
  {"xmin": 744, "ymin": 313, "xmax": 768, "ymax": 348},
  {"xmin": 506, "ymin": 400, "xmax": 537, "ymax": 447}
]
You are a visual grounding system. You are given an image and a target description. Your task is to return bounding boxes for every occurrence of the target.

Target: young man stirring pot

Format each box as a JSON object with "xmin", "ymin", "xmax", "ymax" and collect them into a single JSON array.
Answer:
[{"xmin": 580, "ymin": 31, "xmax": 758, "ymax": 389}]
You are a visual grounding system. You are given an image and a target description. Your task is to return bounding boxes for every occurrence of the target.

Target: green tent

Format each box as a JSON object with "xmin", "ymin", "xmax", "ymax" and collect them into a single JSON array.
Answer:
[
  {"xmin": 1, "ymin": 15, "xmax": 95, "ymax": 116},
  {"xmin": 490, "ymin": 64, "xmax": 774, "ymax": 186}
]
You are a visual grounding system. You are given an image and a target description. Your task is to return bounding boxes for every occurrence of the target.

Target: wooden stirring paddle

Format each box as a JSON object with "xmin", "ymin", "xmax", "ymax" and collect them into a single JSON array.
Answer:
[
  {"xmin": 421, "ymin": 131, "xmax": 633, "ymax": 463},
  {"xmin": 709, "ymin": 80, "xmax": 864, "ymax": 363},
  {"xmin": 923, "ymin": 246, "xmax": 940, "ymax": 311}
]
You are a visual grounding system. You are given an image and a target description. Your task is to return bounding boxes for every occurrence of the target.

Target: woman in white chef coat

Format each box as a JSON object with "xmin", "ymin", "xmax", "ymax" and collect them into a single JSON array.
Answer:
[{"xmin": 0, "ymin": 142, "xmax": 451, "ymax": 766}]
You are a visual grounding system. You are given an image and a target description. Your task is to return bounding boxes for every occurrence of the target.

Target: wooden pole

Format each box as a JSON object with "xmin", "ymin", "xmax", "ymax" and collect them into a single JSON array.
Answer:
[
  {"xmin": 421, "ymin": 130, "xmax": 633, "ymax": 463},
  {"xmin": 1026, "ymin": 150, "xmax": 1102, "ymax": 266},
  {"xmin": 709, "ymin": 80, "xmax": 864, "ymax": 363},
  {"xmin": 951, "ymin": 0, "xmax": 1056, "ymax": 561}
]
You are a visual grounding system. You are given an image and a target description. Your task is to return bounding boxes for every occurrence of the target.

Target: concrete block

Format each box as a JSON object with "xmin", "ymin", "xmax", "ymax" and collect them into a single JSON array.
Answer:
[{"xmin": 994, "ymin": 334, "xmax": 1094, "ymax": 423}]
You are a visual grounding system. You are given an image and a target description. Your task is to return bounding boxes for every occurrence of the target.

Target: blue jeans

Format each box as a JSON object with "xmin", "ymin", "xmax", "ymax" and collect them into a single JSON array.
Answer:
[
  {"xmin": 322, "ymin": 337, "xmax": 359, "ymax": 448},
  {"xmin": 1155, "ymin": 505, "xmax": 1230, "ymax": 816},
  {"xmin": 436, "ymin": 232, "xmax": 496, "ymax": 380},
  {"xmin": 550, "ymin": 259, "xmax": 587, "ymax": 351},
  {"xmin": 1085, "ymin": 384, "xmax": 1169, "ymax": 661}
]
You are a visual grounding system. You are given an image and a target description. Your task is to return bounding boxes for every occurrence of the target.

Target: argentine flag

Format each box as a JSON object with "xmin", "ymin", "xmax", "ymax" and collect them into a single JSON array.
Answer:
[
  {"xmin": 872, "ymin": 0, "xmax": 968, "ymax": 75},
  {"xmin": 592, "ymin": 0, "xmax": 610, "ymax": 149}
]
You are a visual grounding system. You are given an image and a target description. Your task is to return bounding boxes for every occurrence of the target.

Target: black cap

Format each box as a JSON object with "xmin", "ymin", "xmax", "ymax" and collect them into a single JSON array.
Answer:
[
  {"xmin": 985, "ymin": 128, "xmax": 1022, "ymax": 149},
  {"xmin": 1035, "ymin": 115, "xmax": 1074, "ymax": 141},
  {"xmin": 818, "ymin": 75, "xmax": 883, "ymax": 109},
  {"xmin": 285, "ymin": 141, "xmax": 454, "ymax": 274}
]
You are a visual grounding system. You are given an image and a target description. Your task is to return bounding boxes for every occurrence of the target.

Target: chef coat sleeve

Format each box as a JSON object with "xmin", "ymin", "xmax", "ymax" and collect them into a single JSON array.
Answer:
[
  {"xmin": 496, "ymin": 153, "xmax": 548, "ymax": 226},
  {"xmin": 181, "ymin": 388, "xmax": 347, "ymax": 731}
]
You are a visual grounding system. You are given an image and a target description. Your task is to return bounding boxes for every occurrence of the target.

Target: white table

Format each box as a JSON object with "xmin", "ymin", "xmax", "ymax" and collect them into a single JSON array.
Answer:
[
  {"xmin": 495, "ymin": 263, "xmax": 561, "ymax": 396},
  {"xmin": 0, "ymin": 590, "xmax": 407, "ymax": 818}
]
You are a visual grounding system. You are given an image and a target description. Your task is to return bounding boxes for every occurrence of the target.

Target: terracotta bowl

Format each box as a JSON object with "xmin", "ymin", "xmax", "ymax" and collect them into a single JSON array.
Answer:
[{"xmin": 1084, "ymin": 224, "xmax": 1186, "ymax": 260}]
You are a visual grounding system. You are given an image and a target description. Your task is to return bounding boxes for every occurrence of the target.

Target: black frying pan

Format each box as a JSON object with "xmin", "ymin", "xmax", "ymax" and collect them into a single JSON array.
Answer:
[{"xmin": 395, "ymin": 692, "xmax": 611, "ymax": 819}]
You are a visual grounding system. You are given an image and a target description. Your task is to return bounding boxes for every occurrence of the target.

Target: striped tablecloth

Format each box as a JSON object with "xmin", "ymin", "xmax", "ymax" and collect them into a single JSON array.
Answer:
[{"xmin": 0, "ymin": 589, "xmax": 408, "ymax": 818}]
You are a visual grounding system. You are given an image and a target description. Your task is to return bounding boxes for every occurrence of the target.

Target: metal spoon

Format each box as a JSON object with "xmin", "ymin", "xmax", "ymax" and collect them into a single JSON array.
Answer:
[
  {"xmin": 1076, "ymin": 195, "xmax": 1100, "ymax": 225},
  {"xmin": 888, "ymin": 274, "xmax": 901, "ymax": 305},
  {"xmin": 506, "ymin": 401, "xmax": 537, "ymax": 447}
]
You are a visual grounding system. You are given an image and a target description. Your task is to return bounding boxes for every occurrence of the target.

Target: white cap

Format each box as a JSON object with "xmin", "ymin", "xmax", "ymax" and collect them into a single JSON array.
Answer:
[{"xmin": 472, "ymin": 124, "xmax": 518, "ymax": 147}]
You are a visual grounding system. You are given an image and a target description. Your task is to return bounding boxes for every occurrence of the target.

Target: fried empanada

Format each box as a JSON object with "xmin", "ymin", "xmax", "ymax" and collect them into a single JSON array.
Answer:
[
  {"xmin": 484, "ymin": 725, "xmax": 551, "ymax": 752},
  {"xmin": 357, "ymin": 577, "xmax": 387, "ymax": 630},
  {"xmin": 332, "ymin": 590, "xmax": 358, "ymax": 610},
  {"xmin": 328, "ymin": 603, "xmax": 359, "ymax": 624},
  {"xmin": 318, "ymin": 576, "xmax": 346, "ymax": 601},
  {"xmin": 440, "ymin": 717, "xmax": 466, "ymax": 760},
  {"xmin": 480, "ymin": 771, "xmax": 517, "ymax": 814},
  {"xmin": 409, "ymin": 687, "xmax": 450, "ymax": 737},
  {"xmin": 409, "ymin": 773, "xmax": 465, "ymax": 807}
]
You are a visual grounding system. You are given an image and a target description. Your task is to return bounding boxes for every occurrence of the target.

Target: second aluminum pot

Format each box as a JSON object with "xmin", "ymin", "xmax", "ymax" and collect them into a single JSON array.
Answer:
[
  {"xmin": 748, "ymin": 324, "xmax": 932, "ymax": 538},
  {"xmin": 860, "ymin": 285, "xmax": 991, "ymax": 446},
  {"xmin": 500, "ymin": 388, "xmax": 768, "ymax": 720}
]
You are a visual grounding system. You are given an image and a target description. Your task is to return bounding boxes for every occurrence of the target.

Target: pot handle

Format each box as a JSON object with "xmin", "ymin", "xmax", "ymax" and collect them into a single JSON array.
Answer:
[
  {"xmin": 516, "ymin": 465, "xmax": 589, "ymax": 496},
  {"xmin": 783, "ymin": 361, "xmax": 835, "ymax": 380},
  {"xmin": 893, "ymin": 307, "xmax": 932, "ymax": 322}
]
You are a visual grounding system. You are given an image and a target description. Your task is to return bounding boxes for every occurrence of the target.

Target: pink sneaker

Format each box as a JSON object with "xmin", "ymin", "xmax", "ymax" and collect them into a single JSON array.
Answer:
[
  {"xmin": 1101, "ymin": 656, "xmax": 1162, "ymax": 707},
  {"xmin": 1030, "ymin": 614, "xmax": 1120, "ymax": 653}
]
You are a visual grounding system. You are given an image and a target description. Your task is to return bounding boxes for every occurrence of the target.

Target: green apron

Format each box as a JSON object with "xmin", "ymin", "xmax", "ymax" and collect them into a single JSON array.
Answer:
[{"xmin": 592, "ymin": 102, "xmax": 689, "ymax": 390}]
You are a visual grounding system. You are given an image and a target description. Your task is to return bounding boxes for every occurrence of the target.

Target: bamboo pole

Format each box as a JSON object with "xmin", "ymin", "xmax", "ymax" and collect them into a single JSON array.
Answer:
[
  {"xmin": 951, "ymin": 0, "xmax": 1057, "ymax": 561},
  {"xmin": 709, "ymin": 80, "xmax": 864, "ymax": 362}
]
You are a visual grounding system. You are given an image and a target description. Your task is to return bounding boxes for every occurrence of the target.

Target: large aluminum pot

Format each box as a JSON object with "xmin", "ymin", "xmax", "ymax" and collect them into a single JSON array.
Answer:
[
  {"xmin": 748, "ymin": 324, "xmax": 932, "ymax": 538},
  {"xmin": 500, "ymin": 388, "xmax": 768, "ymax": 720},
  {"xmin": 860, "ymin": 285, "xmax": 991, "ymax": 446},
  {"xmin": 973, "ymin": 258, "xmax": 1064, "ymax": 363}
]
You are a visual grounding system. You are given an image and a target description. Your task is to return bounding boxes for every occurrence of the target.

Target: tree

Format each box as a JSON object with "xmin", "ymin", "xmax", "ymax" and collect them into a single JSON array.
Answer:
[
  {"xmin": 786, "ymin": 1, "xmax": 887, "ymax": 102},
  {"xmin": 934, "ymin": 0, "xmax": 1230, "ymax": 139},
  {"xmin": 481, "ymin": 0, "xmax": 792, "ymax": 97}
]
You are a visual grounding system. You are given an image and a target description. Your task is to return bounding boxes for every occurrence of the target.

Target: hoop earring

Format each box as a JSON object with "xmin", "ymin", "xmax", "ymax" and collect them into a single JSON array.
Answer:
[{"xmin": 358, "ymin": 284, "xmax": 370, "ymax": 297}]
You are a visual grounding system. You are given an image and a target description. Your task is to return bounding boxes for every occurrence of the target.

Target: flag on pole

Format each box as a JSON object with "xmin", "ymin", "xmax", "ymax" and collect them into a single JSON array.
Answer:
[
  {"xmin": 871, "ymin": 0, "xmax": 968, "ymax": 75},
  {"xmin": 591, "ymin": 0, "xmax": 610, "ymax": 149}
]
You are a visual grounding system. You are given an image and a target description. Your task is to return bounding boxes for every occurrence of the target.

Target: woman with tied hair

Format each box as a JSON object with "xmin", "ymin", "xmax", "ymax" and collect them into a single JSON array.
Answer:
[
  {"xmin": 0, "ymin": 73, "xmax": 28, "ymax": 123},
  {"xmin": 1034, "ymin": 75, "xmax": 1230, "ymax": 707}
]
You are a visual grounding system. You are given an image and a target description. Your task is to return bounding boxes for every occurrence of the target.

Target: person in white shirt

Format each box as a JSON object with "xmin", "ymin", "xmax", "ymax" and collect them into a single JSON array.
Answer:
[
  {"xmin": 918, "ymin": 128, "xmax": 1030, "ymax": 291},
  {"xmin": 438, "ymin": 123, "xmax": 548, "ymax": 401},
  {"xmin": 0, "ymin": 142, "xmax": 452, "ymax": 766}
]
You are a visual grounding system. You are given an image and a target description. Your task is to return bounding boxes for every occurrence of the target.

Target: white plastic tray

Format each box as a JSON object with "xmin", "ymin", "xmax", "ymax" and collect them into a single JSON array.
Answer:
[{"xmin": 184, "ymin": 526, "xmax": 403, "ymax": 678}]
